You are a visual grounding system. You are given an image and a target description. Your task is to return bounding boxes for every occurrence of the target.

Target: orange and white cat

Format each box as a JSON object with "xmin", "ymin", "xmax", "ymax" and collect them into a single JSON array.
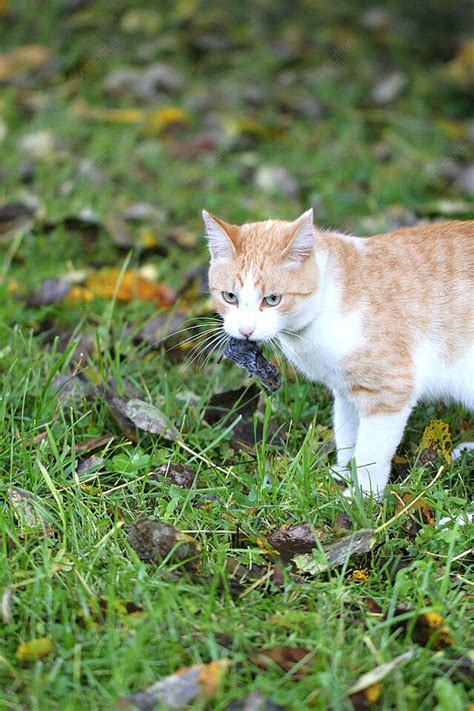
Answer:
[{"xmin": 204, "ymin": 208, "xmax": 474, "ymax": 496}]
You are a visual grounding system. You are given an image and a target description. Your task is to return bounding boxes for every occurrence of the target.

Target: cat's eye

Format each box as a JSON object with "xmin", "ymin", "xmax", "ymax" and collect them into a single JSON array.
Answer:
[
  {"xmin": 263, "ymin": 294, "xmax": 282, "ymax": 307},
  {"xmin": 222, "ymin": 291, "xmax": 238, "ymax": 304}
]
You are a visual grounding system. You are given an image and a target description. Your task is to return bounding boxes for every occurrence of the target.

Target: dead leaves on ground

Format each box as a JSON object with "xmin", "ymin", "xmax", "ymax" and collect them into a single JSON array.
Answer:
[
  {"xmin": 266, "ymin": 522, "xmax": 324, "ymax": 563},
  {"xmin": 127, "ymin": 518, "xmax": 200, "ymax": 571},
  {"xmin": 107, "ymin": 391, "xmax": 178, "ymax": 442},
  {"xmin": 293, "ymin": 529, "xmax": 376, "ymax": 575},
  {"xmin": 395, "ymin": 494, "xmax": 436, "ymax": 538},
  {"xmin": 417, "ymin": 419, "xmax": 452, "ymax": 466},
  {"xmin": 15, "ymin": 637, "xmax": 54, "ymax": 661},
  {"xmin": 347, "ymin": 651, "xmax": 414, "ymax": 710},
  {"xmin": 251, "ymin": 647, "xmax": 313, "ymax": 678},
  {"xmin": 7, "ymin": 486, "xmax": 53, "ymax": 535},
  {"xmin": 392, "ymin": 606, "xmax": 454, "ymax": 650},
  {"xmin": 118, "ymin": 659, "xmax": 230, "ymax": 710}
]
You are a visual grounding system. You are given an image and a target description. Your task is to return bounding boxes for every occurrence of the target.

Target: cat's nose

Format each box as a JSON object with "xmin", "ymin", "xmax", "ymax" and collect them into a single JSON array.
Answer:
[{"xmin": 239, "ymin": 326, "xmax": 255, "ymax": 339}]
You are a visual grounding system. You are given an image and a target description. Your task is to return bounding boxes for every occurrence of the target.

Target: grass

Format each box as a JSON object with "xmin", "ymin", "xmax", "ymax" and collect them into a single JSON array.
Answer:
[{"xmin": 1, "ymin": 1, "xmax": 473, "ymax": 709}]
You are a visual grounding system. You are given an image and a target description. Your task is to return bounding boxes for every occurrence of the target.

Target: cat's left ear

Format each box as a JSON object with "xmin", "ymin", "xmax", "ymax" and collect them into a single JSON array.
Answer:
[
  {"xmin": 202, "ymin": 210, "xmax": 239, "ymax": 260},
  {"xmin": 283, "ymin": 208, "xmax": 314, "ymax": 263}
]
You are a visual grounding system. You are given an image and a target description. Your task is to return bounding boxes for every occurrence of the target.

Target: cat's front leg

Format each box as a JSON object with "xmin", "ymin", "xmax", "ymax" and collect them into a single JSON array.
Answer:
[
  {"xmin": 332, "ymin": 394, "xmax": 359, "ymax": 472},
  {"xmin": 349, "ymin": 404, "xmax": 413, "ymax": 497}
]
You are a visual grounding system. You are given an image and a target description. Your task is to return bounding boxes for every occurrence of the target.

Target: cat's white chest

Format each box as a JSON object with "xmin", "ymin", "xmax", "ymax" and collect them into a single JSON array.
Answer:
[{"xmin": 278, "ymin": 298, "xmax": 364, "ymax": 392}]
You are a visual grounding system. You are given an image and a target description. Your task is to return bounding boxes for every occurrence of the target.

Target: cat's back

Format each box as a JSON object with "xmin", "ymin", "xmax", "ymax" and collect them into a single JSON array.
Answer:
[{"xmin": 366, "ymin": 220, "xmax": 474, "ymax": 281}]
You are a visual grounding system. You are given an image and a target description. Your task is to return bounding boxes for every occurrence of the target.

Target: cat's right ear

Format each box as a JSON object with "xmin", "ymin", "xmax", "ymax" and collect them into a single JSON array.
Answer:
[{"xmin": 202, "ymin": 210, "xmax": 238, "ymax": 260}]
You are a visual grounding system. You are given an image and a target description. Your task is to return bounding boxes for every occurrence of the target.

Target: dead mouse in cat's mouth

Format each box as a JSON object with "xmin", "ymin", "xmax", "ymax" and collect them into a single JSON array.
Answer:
[{"xmin": 224, "ymin": 337, "xmax": 280, "ymax": 391}]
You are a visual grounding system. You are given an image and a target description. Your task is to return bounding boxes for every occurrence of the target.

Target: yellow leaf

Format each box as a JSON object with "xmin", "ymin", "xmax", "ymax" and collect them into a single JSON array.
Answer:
[
  {"xmin": 141, "ymin": 106, "xmax": 192, "ymax": 136},
  {"xmin": 138, "ymin": 228, "xmax": 159, "ymax": 249},
  {"xmin": 67, "ymin": 268, "xmax": 175, "ymax": 307},
  {"xmin": 351, "ymin": 568, "xmax": 369, "ymax": 583},
  {"xmin": 365, "ymin": 682, "xmax": 382, "ymax": 703},
  {"xmin": 16, "ymin": 637, "xmax": 53, "ymax": 660},
  {"xmin": 418, "ymin": 419, "xmax": 452, "ymax": 464},
  {"xmin": 195, "ymin": 659, "xmax": 230, "ymax": 698}
]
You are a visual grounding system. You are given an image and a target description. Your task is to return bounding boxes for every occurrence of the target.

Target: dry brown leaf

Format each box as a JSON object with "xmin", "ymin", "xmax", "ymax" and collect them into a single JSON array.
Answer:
[
  {"xmin": 267, "ymin": 522, "xmax": 323, "ymax": 562},
  {"xmin": 75, "ymin": 435, "xmax": 114, "ymax": 454},
  {"xmin": 251, "ymin": 647, "xmax": 313, "ymax": 678},
  {"xmin": 127, "ymin": 518, "xmax": 200, "ymax": 571},
  {"xmin": 392, "ymin": 606, "xmax": 453, "ymax": 649},
  {"xmin": 150, "ymin": 462, "xmax": 197, "ymax": 488},
  {"xmin": 395, "ymin": 494, "xmax": 436, "ymax": 534},
  {"xmin": 15, "ymin": 637, "xmax": 54, "ymax": 660},
  {"xmin": 347, "ymin": 651, "xmax": 414, "ymax": 710}
]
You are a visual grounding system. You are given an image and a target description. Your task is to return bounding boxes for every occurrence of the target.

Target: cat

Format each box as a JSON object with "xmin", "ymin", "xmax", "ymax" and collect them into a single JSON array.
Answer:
[{"xmin": 203, "ymin": 208, "xmax": 474, "ymax": 497}]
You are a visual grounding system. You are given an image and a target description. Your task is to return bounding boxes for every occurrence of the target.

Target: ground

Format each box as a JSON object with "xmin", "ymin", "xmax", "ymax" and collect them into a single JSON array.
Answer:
[{"xmin": 0, "ymin": 2, "xmax": 473, "ymax": 710}]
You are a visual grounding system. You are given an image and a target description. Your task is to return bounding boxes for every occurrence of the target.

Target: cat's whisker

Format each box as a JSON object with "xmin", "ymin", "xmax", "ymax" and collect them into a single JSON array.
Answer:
[
  {"xmin": 140, "ymin": 318, "xmax": 222, "ymax": 354},
  {"xmin": 201, "ymin": 334, "xmax": 229, "ymax": 370},
  {"xmin": 184, "ymin": 331, "xmax": 225, "ymax": 371},
  {"xmin": 185, "ymin": 329, "xmax": 224, "ymax": 362}
]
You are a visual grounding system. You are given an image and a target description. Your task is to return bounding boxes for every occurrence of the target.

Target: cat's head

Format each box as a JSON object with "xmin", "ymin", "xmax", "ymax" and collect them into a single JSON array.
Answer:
[{"xmin": 204, "ymin": 209, "xmax": 319, "ymax": 342}]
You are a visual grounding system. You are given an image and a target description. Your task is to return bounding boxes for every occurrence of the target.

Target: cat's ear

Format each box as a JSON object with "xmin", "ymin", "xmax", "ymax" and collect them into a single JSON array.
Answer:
[
  {"xmin": 283, "ymin": 208, "xmax": 314, "ymax": 263},
  {"xmin": 202, "ymin": 210, "xmax": 238, "ymax": 260}
]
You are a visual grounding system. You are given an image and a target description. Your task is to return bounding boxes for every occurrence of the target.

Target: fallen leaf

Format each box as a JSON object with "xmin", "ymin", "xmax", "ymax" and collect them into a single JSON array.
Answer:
[
  {"xmin": 411, "ymin": 611, "xmax": 453, "ymax": 649},
  {"xmin": 395, "ymin": 493, "xmax": 436, "ymax": 538},
  {"xmin": 225, "ymin": 691, "xmax": 288, "ymax": 710},
  {"xmin": 347, "ymin": 651, "xmax": 414, "ymax": 710},
  {"xmin": 350, "ymin": 568, "xmax": 369, "ymax": 583},
  {"xmin": 267, "ymin": 522, "xmax": 323, "ymax": 563},
  {"xmin": 392, "ymin": 606, "xmax": 453, "ymax": 649},
  {"xmin": 76, "ymin": 456, "xmax": 105, "ymax": 477},
  {"xmin": 26, "ymin": 278, "xmax": 71, "ymax": 306},
  {"xmin": 7, "ymin": 486, "xmax": 51, "ymax": 533},
  {"xmin": 75, "ymin": 435, "xmax": 114, "ymax": 454},
  {"xmin": 127, "ymin": 518, "xmax": 200, "ymax": 571},
  {"xmin": 117, "ymin": 659, "xmax": 230, "ymax": 709},
  {"xmin": 124, "ymin": 399, "xmax": 178, "ymax": 441},
  {"xmin": 68, "ymin": 267, "xmax": 175, "ymax": 307},
  {"xmin": 51, "ymin": 373, "xmax": 92, "ymax": 404},
  {"xmin": 150, "ymin": 462, "xmax": 197, "ymax": 488},
  {"xmin": 15, "ymin": 637, "xmax": 54, "ymax": 660},
  {"xmin": 334, "ymin": 511, "xmax": 353, "ymax": 535},
  {"xmin": 418, "ymin": 419, "xmax": 452, "ymax": 465},
  {"xmin": 294, "ymin": 529, "xmax": 376, "ymax": 575},
  {"xmin": 251, "ymin": 647, "xmax": 313, "ymax": 677}
]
